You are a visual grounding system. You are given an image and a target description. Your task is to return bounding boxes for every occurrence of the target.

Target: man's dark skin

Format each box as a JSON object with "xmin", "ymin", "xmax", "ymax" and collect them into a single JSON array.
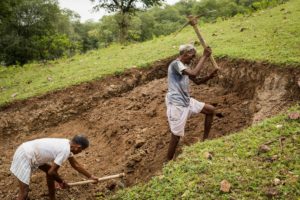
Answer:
[
  {"xmin": 17, "ymin": 141, "xmax": 98, "ymax": 200},
  {"xmin": 167, "ymin": 46, "xmax": 218, "ymax": 161}
]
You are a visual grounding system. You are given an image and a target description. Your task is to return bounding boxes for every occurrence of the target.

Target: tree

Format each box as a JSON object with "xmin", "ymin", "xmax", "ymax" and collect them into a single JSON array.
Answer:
[
  {"xmin": 0, "ymin": 0, "xmax": 82, "ymax": 65},
  {"xmin": 138, "ymin": 12, "xmax": 155, "ymax": 41},
  {"xmin": 97, "ymin": 15, "xmax": 119, "ymax": 47},
  {"xmin": 73, "ymin": 20, "xmax": 100, "ymax": 52},
  {"xmin": 151, "ymin": 6, "xmax": 185, "ymax": 36},
  {"xmin": 91, "ymin": 0, "xmax": 164, "ymax": 43}
]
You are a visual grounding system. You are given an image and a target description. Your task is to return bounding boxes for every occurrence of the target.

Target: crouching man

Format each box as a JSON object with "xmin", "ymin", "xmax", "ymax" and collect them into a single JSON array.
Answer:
[{"xmin": 10, "ymin": 135, "xmax": 98, "ymax": 200}]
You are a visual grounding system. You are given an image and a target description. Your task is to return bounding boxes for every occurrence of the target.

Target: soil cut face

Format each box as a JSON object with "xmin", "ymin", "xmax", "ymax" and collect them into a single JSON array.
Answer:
[{"xmin": 0, "ymin": 58, "xmax": 299, "ymax": 199}]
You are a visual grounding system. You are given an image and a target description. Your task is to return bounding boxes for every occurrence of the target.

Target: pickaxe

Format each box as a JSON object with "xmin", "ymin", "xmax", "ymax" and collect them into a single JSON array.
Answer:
[{"xmin": 175, "ymin": 15, "xmax": 220, "ymax": 71}]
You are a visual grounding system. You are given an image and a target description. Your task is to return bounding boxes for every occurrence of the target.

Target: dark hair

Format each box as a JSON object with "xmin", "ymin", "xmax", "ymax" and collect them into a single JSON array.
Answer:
[{"xmin": 72, "ymin": 135, "xmax": 89, "ymax": 149}]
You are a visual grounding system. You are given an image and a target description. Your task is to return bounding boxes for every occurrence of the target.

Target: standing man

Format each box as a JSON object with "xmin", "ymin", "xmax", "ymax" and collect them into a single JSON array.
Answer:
[
  {"xmin": 10, "ymin": 135, "xmax": 99, "ymax": 200},
  {"xmin": 166, "ymin": 44, "xmax": 217, "ymax": 160}
]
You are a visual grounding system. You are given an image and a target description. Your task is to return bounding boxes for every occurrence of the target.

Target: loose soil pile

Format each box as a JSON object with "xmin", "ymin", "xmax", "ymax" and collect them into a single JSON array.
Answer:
[{"xmin": 0, "ymin": 58, "xmax": 299, "ymax": 199}]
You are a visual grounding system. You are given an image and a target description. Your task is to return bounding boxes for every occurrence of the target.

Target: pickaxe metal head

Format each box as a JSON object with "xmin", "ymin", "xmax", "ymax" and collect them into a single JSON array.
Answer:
[
  {"xmin": 173, "ymin": 15, "xmax": 200, "ymax": 37},
  {"xmin": 174, "ymin": 10, "xmax": 216, "ymax": 37}
]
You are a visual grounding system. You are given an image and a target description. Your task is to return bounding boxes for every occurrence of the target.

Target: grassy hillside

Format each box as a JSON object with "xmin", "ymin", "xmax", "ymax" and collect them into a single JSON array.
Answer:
[
  {"xmin": 110, "ymin": 106, "xmax": 300, "ymax": 200},
  {"xmin": 0, "ymin": 0, "xmax": 300, "ymax": 105}
]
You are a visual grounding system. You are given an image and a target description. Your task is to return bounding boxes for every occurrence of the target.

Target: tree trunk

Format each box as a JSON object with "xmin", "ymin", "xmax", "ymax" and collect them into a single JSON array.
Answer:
[{"xmin": 118, "ymin": 12, "xmax": 130, "ymax": 44}]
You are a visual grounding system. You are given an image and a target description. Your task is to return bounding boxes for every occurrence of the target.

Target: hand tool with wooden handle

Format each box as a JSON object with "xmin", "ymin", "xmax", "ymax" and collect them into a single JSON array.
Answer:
[
  {"xmin": 68, "ymin": 173, "xmax": 125, "ymax": 186},
  {"xmin": 187, "ymin": 15, "xmax": 220, "ymax": 70}
]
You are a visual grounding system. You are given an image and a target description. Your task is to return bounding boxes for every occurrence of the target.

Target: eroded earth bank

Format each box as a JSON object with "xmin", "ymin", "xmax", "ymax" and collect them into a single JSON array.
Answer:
[{"xmin": 0, "ymin": 57, "xmax": 299, "ymax": 199}]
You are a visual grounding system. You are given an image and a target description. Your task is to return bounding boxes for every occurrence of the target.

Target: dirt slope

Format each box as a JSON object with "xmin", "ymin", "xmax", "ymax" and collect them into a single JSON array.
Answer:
[{"xmin": 0, "ymin": 58, "xmax": 299, "ymax": 199}]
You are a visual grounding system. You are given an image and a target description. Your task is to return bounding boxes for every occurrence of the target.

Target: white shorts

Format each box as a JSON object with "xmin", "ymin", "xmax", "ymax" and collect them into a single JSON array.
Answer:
[
  {"xmin": 166, "ymin": 98, "xmax": 205, "ymax": 137},
  {"xmin": 10, "ymin": 146, "xmax": 32, "ymax": 185}
]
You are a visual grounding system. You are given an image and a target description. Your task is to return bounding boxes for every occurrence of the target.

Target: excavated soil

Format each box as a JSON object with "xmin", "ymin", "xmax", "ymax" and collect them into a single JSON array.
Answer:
[{"xmin": 0, "ymin": 57, "xmax": 299, "ymax": 199}]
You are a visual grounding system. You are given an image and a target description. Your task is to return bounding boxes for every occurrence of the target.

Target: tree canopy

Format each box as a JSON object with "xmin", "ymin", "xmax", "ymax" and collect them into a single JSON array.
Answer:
[{"xmin": 91, "ymin": 0, "xmax": 164, "ymax": 42}]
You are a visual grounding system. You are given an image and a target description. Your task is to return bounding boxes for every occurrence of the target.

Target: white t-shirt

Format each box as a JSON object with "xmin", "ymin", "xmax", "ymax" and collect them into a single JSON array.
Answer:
[{"xmin": 21, "ymin": 138, "xmax": 72, "ymax": 167}]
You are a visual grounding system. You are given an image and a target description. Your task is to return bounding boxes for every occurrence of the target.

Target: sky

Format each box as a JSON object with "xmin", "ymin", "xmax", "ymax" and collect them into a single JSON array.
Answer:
[{"xmin": 58, "ymin": 0, "xmax": 179, "ymax": 22}]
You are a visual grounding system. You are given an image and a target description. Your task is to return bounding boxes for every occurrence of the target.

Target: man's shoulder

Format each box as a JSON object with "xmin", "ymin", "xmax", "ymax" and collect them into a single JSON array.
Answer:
[
  {"xmin": 31, "ymin": 138, "xmax": 69, "ymax": 148},
  {"xmin": 38, "ymin": 138, "xmax": 69, "ymax": 143},
  {"xmin": 169, "ymin": 60, "xmax": 183, "ymax": 71},
  {"xmin": 169, "ymin": 59, "xmax": 181, "ymax": 66}
]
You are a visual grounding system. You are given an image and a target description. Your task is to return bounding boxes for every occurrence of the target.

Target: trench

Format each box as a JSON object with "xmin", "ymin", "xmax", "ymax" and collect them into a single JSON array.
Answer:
[{"xmin": 0, "ymin": 58, "xmax": 299, "ymax": 199}]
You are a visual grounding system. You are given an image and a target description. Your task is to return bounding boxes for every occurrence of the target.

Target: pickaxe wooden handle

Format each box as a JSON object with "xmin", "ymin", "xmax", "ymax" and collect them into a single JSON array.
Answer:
[
  {"xmin": 68, "ymin": 173, "xmax": 125, "ymax": 186},
  {"xmin": 188, "ymin": 16, "xmax": 220, "ymax": 70}
]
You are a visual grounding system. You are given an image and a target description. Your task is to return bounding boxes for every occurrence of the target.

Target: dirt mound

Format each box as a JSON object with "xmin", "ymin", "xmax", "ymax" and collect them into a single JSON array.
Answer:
[{"xmin": 0, "ymin": 58, "xmax": 299, "ymax": 199}]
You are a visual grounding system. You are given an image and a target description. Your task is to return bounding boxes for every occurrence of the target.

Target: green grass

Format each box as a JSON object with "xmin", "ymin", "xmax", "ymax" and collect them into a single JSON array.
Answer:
[
  {"xmin": 0, "ymin": 0, "xmax": 300, "ymax": 105},
  {"xmin": 109, "ymin": 106, "xmax": 300, "ymax": 200}
]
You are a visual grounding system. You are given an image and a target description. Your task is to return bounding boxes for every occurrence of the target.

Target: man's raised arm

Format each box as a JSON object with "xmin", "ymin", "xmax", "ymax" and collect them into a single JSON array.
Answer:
[{"xmin": 182, "ymin": 47, "xmax": 212, "ymax": 77}]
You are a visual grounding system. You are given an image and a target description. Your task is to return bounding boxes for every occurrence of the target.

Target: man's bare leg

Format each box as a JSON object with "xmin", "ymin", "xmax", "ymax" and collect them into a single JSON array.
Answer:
[
  {"xmin": 39, "ymin": 164, "xmax": 56, "ymax": 200},
  {"xmin": 17, "ymin": 180, "xmax": 29, "ymax": 200},
  {"xmin": 201, "ymin": 104, "xmax": 215, "ymax": 141},
  {"xmin": 167, "ymin": 134, "xmax": 180, "ymax": 161}
]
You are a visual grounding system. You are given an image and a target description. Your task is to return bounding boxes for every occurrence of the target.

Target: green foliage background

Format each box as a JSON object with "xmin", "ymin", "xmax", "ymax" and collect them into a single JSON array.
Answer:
[{"xmin": 0, "ymin": 0, "xmax": 289, "ymax": 65}]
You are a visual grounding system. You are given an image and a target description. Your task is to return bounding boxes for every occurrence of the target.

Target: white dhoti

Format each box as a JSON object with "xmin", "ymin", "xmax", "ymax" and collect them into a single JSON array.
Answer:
[
  {"xmin": 166, "ymin": 97, "xmax": 205, "ymax": 137},
  {"xmin": 10, "ymin": 146, "xmax": 32, "ymax": 185}
]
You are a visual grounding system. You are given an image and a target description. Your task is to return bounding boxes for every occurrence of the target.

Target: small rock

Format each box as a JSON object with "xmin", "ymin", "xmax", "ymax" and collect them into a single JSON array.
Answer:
[
  {"xmin": 11, "ymin": 93, "xmax": 18, "ymax": 98},
  {"xmin": 273, "ymin": 178, "xmax": 281, "ymax": 185},
  {"xmin": 258, "ymin": 144, "xmax": 271, "ymax": 154},
  {"xmin": 220, "ymin": 180, "xmax": 231, "ymax": 193},
  {"xmin": 288, "ymin": 112, "xmax": 300, "ymax": 120},
  {"xmin": 108, "ymin": 84, "xmax": 117, "ymax": 92},
  {"xmin": 203, "ymin": 152, "xmax": 213, "ymax": 160},
  {"xmin": 158, "ymin": 175, "xmax": 164, "ymax": 180},
  {"xmin": 271, "ymin": 155, "xmax": 279, "ymax": 161},
  {"xmin": 265, "ymin": 187, "xmax": 279, "ymax": 198},
  {"xmin": 275, "ymin": 124, "xmax": 283, "ymax": 129},
  {"xmin": 146, "ymin": 110, "xmax": 156, "ymax": 117}
]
